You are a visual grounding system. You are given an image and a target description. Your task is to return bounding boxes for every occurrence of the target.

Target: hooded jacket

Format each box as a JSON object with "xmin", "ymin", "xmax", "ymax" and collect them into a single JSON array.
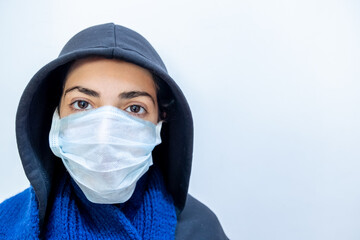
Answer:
[{"xmin": 1, "ymin": 23, "xmax": 228, "ymax": 239}]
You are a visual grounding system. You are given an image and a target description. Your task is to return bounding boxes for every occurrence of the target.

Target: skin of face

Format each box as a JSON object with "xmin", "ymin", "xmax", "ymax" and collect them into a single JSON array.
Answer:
[{"xmin": 59, "ymin": 57, "xmax": 159, "ymax": 124}]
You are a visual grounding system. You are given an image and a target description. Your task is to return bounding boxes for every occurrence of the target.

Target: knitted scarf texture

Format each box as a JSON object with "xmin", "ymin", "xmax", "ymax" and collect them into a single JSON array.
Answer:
[{"xmin": 0, "ymin": 167, "xmax": 177, "ymax": 239}]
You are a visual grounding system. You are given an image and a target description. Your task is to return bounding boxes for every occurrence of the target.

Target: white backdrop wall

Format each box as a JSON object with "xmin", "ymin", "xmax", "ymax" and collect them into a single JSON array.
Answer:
[{"xmin": 1, "ymin": 1, "xmax": 360, "ymax": 239}]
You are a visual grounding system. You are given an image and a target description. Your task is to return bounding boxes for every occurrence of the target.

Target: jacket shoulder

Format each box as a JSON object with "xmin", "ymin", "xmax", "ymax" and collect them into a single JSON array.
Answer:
[{"xmin": 175, "ymin": 194, "xmax": 228, "ymax": 240}]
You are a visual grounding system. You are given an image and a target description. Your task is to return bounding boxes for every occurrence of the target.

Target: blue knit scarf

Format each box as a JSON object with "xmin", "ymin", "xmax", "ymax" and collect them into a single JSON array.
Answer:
[{"xmin": 0, "ymin": 167, "xmax": 177, "ymax": 239}]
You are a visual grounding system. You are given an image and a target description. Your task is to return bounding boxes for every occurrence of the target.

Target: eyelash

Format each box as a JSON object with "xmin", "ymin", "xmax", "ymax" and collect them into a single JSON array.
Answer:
[
  {"xmin": 125, "ymin": 105, "xmax": 147, "ymax": 115},
  {"xmin": 69, "ymin": 100, "xmax": 147, "ymax": 116},
  {"xmin": 70, "ymin": 100, "xmax": 93, "ymax": 111}
]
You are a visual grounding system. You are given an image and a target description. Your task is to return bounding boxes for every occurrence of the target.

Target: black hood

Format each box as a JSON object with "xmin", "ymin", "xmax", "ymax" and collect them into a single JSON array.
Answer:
[{"xmin": 15, "ymin": 23, "xmax": 193, "ymax": 224}]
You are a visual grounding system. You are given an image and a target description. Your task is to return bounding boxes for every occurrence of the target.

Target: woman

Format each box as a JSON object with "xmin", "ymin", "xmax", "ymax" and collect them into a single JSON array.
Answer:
[{"xmin": 0, "ymin": 23, "xmax": 228, "ymax": 239}]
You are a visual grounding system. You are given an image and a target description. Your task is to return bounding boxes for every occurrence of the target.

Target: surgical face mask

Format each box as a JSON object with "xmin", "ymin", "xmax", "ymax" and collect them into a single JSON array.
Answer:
[{"xmin": 48, "ymin": 106, "xmax": 162, "ymax": 204}]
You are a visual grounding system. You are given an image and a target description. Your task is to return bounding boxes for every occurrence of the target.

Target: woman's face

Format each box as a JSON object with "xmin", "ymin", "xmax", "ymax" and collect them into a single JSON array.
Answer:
[{"xmin": 59, "ymin": 58, "xmax": 159, "ymax": 124}]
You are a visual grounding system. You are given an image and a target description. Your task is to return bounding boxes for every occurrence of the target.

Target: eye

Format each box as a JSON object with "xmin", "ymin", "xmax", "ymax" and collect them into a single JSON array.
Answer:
[
  {"xmin": 71, "ymin": 100, "xmax": 93, "ymax": 111},
  {"xmin": 125, "ymin": 105, "xmax": 146, "ymax": 115}
]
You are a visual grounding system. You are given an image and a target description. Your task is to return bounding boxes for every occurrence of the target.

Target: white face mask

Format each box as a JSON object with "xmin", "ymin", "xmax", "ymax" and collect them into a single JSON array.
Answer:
[{"xmin": 48, "ymin": 106, "xmax": 162, "ymax": 204}]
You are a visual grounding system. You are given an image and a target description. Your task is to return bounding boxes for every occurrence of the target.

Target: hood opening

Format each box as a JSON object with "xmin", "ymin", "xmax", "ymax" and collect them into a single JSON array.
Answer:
[{"xmin": 16, "ymin": 23, "xmax": 194, "ymax": 225}]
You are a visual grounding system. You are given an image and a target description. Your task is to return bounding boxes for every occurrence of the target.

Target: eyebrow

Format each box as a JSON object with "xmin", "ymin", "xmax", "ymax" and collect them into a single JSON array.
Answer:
[
  {"xmin": 64, "ymin": 86, "xmax": 100, "ymax": 97},
  {"xmin": 119, "ymin": 91, "xmax": 155, "ymax": 105},
  {"xmin": 63, "ymin": 86, "xmax": 155, "ymax": 105}
]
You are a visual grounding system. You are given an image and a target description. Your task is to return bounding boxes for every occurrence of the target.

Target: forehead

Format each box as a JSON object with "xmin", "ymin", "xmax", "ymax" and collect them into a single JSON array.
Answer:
[{"xmin": 64, "ymin": 57, "xmax": 156, "ymax": 92}]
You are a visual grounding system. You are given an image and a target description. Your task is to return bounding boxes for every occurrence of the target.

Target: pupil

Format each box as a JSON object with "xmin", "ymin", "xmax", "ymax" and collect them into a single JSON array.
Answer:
[
  {"xmin": 131, "ymin": 105, "xmax": 140, "ymax": 113},
  {"xmin": 78, "ymin": 101, "xmax": 88, "ymax": 109}
]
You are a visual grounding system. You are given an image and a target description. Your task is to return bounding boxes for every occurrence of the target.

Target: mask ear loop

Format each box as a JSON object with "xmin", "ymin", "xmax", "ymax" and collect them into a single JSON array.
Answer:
[
  {"xmin": 49, "ymin": 108, "xmax": 62, "ymax": 157},
  {"xmin": 155, "ymin": 121, "xmax": 163, "ymax": 146}
]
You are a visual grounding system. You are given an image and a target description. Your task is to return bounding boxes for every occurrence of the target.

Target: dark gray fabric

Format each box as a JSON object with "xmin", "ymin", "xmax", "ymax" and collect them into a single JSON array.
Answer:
[
  {"xmin": 176, "ymin": 195, "xmax": 229, "ymax": 240},
  {"xmin": 15, "ymin": 23, "xmax": 227, "ymax": 238}
]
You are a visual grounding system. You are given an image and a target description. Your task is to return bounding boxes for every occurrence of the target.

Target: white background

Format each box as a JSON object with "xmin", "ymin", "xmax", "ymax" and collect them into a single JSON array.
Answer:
[{"xmin": 1, "ymin": 1, "xmax": 360, "ymax": 239}]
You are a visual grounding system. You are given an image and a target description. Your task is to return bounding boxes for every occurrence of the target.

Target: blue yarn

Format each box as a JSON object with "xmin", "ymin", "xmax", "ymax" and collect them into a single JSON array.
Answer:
[
  {"xmin": 0, "ymin": 188, "xmax": 39, "ymax": 239},
  {"xmin": 0, "ymin": 167, "xmax": 177, "ymax": 239}
]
